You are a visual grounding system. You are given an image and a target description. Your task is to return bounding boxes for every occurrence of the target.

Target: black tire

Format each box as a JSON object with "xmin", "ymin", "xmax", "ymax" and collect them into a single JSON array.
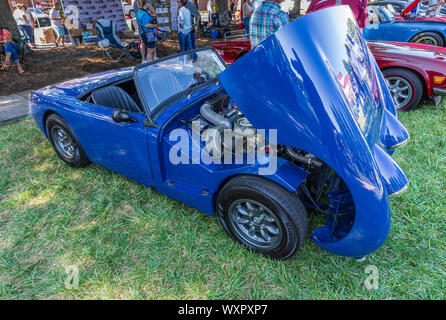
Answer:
[
  {"xmin": 410, "ymin": 32, "xmax": 444, "ymax": 47},
  {"xmin": 129, "ymin": 10, "xmax": 136, "ymax": 18},
  {"xmin": 383, "ymin": 68, "xmax": 424, "ymax": 111},
  {"xmin": 217, "ymin": 175, "xmax": 308, "ymax": 260},
  {"xmin": 45, "ymin": 114, "xmax": 90, "ymax": 168}
]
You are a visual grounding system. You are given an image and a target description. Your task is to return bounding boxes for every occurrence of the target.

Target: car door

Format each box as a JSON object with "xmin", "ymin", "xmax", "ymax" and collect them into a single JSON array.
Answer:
[{"xmin": 76, "ymin": 101, "xmax": 153, "ymax": 186}]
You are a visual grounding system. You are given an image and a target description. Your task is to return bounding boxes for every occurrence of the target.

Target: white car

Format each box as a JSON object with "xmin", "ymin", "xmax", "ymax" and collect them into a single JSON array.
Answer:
[
  {"xmin": 26, "ymin": 8, "xmax": 55, "ymax": 46},
  {"xmin": 122, "ymin": 1, "xmax": 136, "ymax": 18}
]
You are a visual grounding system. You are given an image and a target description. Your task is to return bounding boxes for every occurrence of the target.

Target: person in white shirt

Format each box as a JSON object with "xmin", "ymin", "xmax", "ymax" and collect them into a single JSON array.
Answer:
[
  {"xmin": 49, "ymin": 3, "xmax": 65, "ymax": 46},
  {"xmin": 177, "ymin": 0, "xmax": 193, "ymax": 52},
  {"xmin": 242, "ymin": 0, "xmax": 255, "ymax": 33},
  {"xmin": 13, "ymin": 4, "xmax": 35, "ymax": 48}
]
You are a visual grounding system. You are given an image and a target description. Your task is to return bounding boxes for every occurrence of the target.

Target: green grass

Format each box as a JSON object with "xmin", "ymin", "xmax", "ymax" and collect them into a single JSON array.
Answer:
[{"xmin": 0, "ymin": 101, "xmax": 445, "ymax": 299}]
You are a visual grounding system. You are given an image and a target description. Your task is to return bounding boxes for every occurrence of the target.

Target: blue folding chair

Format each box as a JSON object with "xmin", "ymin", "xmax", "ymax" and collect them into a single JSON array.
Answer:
[{"xmin": 96, "ymin": 19, "xmax": 137, "ymax": 62}]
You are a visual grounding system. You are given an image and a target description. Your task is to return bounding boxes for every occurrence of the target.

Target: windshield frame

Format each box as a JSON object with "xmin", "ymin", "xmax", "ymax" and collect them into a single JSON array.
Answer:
[{"xmin": 133, "ymin": 47, "xmax": 226, "ymax": 126}]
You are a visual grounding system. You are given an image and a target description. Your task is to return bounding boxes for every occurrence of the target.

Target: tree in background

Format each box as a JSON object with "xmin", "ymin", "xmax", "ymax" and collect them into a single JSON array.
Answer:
[
  {"xmin": 0, "ymin": 0, "xmax": 20, "ymax": 37},
  {"xmin": 215, "ymin": 0, "xmax": 228, "ymax": 16}
]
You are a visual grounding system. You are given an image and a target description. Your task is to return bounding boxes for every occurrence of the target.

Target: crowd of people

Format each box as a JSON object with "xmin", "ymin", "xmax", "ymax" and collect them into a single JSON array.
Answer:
[
  {"xmin": 246, "ymin": 0, "xmax": 370, "ymax": 48},
  {"xmin": 3, "ymin": 0, "xmax": 444, "ymax": 74},
  {"xmin": 135, "ymin": 0, "xmax": 200, "ymax": 63},
  {"xmin": 1, "ymin": 2, "xmax": 69, "ymax": 74}
]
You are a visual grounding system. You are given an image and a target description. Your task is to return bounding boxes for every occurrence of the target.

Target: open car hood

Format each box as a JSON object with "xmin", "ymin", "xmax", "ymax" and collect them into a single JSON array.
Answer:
[
  {"xmin": 401, "ymin": 0, "xmax": 422, "ymax": 15},
  {"xmin": 219, "ymin": 6, "xmax": 409, "ymax": 257},
  {"xmin": 401, "ymin": 0, "xmax": 446, "ymax": 21}
]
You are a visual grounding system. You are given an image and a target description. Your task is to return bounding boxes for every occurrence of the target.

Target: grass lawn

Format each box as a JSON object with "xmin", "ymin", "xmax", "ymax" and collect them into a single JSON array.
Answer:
[{"xmin": 0, "ymin": 101, "xmax": 444, "ymax": 299}]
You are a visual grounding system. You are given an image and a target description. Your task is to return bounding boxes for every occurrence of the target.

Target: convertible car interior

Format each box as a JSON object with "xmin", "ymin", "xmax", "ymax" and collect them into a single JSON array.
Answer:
[{"xmin": 83, "ymin": 79, "xmax": 143, "ymax": 113}]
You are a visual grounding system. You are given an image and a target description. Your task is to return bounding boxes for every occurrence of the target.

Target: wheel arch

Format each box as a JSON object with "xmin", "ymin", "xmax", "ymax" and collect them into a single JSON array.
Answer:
[
  {"xmin": 381, "ymin": 66, "xmax": 427, "ymax": 99},
  {"xmin": 409, "ymin": 30, "xmax": 445, "ymax": 46},
  {"xmin": 213, "ymin": 162, "xmax": 308, "ymax": 210},
  {"xmin": 42, "ymin": 109, "xmax": 61, "ymax": 138}
]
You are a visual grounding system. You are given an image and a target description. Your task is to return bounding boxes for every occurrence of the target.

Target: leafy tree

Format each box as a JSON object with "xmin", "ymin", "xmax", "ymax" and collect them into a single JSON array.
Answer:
[{"xmin": 0, "ymin": 1, "xmax": 20, "ymax": 37}]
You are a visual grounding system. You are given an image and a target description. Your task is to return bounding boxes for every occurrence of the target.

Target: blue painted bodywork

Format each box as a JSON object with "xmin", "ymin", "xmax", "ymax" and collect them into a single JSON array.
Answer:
[
  {"xmin": 219, "ymin": 6, "xmax": 409, "ymax": 257},
  {"xmin": 363, "ymin": 11, "xmax": 446, "ymax": 43},
  {"xmin": 31, "ymin": 6, "xmax": 409, "ymax": 258}
]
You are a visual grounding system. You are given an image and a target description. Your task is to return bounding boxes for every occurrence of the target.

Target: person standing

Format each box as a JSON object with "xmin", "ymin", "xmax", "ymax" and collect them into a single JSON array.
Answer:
[
  {"xmin": 242, "ymin": 0, "xmax": 255, "ymax": 34},
  {"xmin": 185, "ymin": 0, "xmax": 200, "ymax": 49},
  {"xmin": 306, "ymin": 0, "xmax": 369, "ymax": 29},
  {"xmin": 178, "ymin": 0, "xmax": 193, "ymax": 52},
  {"xmin": 134, "ymin": 0, "xmax": 157, "ymax": 16},
  {"xmin": 13, "ymin": 4, "xmax": 35, "ymax": 48},
  {"xmin": 207, "ymin": 0, "xmax": 214, "ymax": 23},
  {"xmin": 49, "ymin": 2, "xmax": 66, "ymax": 46},
  {"xmin": 137, "ymin": 0, "xmax": 158, "ymax": 62},
  {"xmin": 249, "ymin": 0, "xmax": 289, "ymax": 47}
]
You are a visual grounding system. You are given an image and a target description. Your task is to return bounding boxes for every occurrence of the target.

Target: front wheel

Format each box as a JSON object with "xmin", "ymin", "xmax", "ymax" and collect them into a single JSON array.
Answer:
[
  {"xmin": 383, "ymin": 68, "xmax": 424, "ymax": 111},
  {"xmin": 217, "ymin": 176, "xmax": 308, "ymax": 260},
  {"xmin": 46, "ymin": 114, "xmax": 90, "ymax": 167},
  {"xmin": 129, "ymin": 10, "xmax": 136, "ymax": 19}
]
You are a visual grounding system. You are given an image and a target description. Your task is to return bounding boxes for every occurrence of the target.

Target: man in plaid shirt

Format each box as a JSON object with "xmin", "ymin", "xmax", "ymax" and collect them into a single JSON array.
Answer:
[{"xmin": 249, "ymin": 0, "xmax": 290, "ymax": 47}]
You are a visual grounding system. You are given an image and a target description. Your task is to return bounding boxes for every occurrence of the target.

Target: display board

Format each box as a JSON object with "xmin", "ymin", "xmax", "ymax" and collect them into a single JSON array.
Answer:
[
  {"xmin": 61, "ymin": 0, "xmax": 127, "ymax": 31},
  {"xmin": 170, "ymin": 0, "xmax": 178, "ymax": 31},
  {"xmin": 156, "ymin": 1, "xmax": 171, "ymax": 32}
]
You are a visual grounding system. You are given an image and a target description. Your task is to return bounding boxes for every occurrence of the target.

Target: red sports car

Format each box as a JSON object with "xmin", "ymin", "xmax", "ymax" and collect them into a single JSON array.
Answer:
[{"xmin": 212, "ymin": 39, "xmax": 446, "ymax": 111}]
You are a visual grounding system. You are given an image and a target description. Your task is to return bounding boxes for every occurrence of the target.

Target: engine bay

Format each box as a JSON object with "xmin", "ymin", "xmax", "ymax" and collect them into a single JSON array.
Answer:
[{"xmin": 181, "ymin": 94, "xmax": 263, "ymax": 157}]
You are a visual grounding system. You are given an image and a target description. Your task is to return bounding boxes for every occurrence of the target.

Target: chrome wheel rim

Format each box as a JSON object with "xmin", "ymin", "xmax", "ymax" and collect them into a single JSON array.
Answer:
[
  {"xmin": 228, "ymin": 199, "xmax": 283, "ymax": 250},
  {"xmin": 51, "ymin": 126, "xmax": 75, "ymax": 159},
  {"xmin": 386, "ymin": 76, "xmax": 413, "ymax": 110},
  {"xmin": 415, "ymin": 36, "xmax": 438, "ymax": 46}
]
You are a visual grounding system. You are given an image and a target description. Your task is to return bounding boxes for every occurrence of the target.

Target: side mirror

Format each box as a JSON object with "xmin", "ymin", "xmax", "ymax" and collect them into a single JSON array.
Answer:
[{"xmin": 112, "ymin": 109, "xmax": 138, "ymax": 123}]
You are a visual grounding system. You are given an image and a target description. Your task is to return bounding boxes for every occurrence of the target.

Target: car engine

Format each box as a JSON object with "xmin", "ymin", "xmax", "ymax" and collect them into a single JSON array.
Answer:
[{"xmin": 184, "ymin": 94, "xmax": 263, "ymax": 157}]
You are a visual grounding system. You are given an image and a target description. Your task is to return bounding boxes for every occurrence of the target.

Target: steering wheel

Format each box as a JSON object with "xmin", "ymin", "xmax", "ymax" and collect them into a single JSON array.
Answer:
[{"xmin": 189, "ymin": 71, "xmax": 211, "ymax": 87}]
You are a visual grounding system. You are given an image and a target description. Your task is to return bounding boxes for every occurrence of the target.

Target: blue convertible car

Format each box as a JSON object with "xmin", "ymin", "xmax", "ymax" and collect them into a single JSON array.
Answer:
[
  {"xmin": 364, "ymin": 5, "xmax": 446, "ymax": 46},
  {"xmin": 31, "ymin": 7, "xmax": 409, "ymax": 260}
]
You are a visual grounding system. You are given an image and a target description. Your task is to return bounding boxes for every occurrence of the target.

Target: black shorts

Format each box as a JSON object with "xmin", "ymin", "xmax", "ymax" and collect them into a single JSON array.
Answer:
[{"xmin": 141, "ymin": 32, "xmax": 156, "ymax": 49}]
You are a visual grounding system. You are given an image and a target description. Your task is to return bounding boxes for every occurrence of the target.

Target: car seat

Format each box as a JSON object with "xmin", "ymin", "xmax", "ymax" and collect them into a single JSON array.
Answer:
[{"xmin": 91, "ymin": 85, "xmax": 141, "ymax": 113}]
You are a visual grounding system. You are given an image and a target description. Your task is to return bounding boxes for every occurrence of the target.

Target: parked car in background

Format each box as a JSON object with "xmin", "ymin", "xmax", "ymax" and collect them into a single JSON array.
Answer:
[
  {"xmin": 369, "ymin": 0, "xmax": 446, "ymax": 16},
  {"xmin": 30, "ymin": 7, "xmax": 409, "ymax": 260},
  {"xmin": 363, "ymin": 6, "xmax": 446, "ymax": 46},
  {"xmin": 122, "ymin": 1, "xmax": 136, "ymax": 18},
  {"xmin": 212, "ymin": 39, "xmax": 446, "ymax": 111}
]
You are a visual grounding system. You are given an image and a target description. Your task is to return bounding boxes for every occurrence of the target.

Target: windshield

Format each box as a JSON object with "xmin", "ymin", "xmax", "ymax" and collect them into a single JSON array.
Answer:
[
  {"xmin": 379, "ymin": 7, "xmax": 394, "ymax": 22},
  {"xmin": 136, "ymin": 49, "xmax": 225, "ymax": 112}
]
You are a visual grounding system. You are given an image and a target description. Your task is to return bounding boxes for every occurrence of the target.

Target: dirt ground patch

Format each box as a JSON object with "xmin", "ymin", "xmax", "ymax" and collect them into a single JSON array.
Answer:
[{"xmin": 0, "ymin": 37, "xmax": 216, "ymax": 96}]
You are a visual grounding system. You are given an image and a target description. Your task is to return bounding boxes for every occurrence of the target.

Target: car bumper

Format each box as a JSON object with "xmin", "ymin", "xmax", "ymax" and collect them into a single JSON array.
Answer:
[
  {"xmin": 432, "ymin": 88, "xmax": 446, "ymax": 106},
  {"xmin": 433, "ymin": 88, "xmax": 446, "ymax": 96}
]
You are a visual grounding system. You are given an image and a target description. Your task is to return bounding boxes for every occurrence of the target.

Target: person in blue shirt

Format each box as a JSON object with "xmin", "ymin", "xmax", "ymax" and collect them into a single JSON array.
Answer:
[
  {"xmin": 136, "ymin": 0, "xmax": 158, "ymax": 62},
  {"xmin": 133, "ymin": 0, "xmax": 156, "ymax": 17}
]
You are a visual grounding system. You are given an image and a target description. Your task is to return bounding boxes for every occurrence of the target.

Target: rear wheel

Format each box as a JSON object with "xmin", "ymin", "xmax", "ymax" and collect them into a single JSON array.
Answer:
[
  {"xmin": 46, "ymin": 114, "xmax": 90, "ymax": 167},
  {"xmin": 217, "ymin": 176, "xmax": 308, "ymax": 260},
  {"xmin": 410, "ymin": 32, "xmax": 444, "ymax": 47},
  {"xmin": 383, "ymin": 68, "xmax": 424, "ymax": 111},
  {"xmin": 129, "ymin": 10, "xmax": 136, "ymax": 18}
]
